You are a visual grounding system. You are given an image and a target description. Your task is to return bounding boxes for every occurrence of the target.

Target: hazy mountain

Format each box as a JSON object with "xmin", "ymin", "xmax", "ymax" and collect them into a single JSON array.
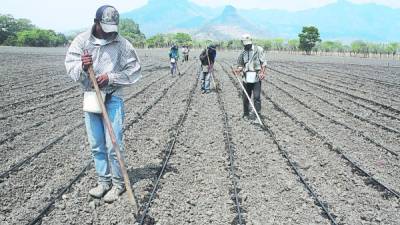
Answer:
[
  {"xmin": 121, "ymin": 0, "xmax": 220, "ymax": 36},
  {"xmin": 194, "ymin": 5, "xmax": 268, "ymax": 40},
  {"xmin": 240, "ymin": 0, "xmax": 400, "ymax": 41},
  {"xmin": 122, "ymin": 0, "xmax": 400, "ymax": 41}
]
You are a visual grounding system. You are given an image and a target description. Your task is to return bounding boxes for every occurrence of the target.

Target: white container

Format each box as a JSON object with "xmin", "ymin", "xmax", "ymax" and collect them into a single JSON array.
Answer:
[
  {"xmin": 245, "ymin": 71, "xmax": 257, "ymax": 83},
  {"xmin": 83, "ymin": 91, "xmax": 106, "ymax": 114},
  {"xmin": 170, "ymin": 58, "xmax": 176, "ymax": 63}
]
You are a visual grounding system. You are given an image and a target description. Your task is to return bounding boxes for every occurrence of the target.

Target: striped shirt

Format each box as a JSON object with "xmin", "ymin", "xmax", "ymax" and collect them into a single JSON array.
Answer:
[
  {"xmin": 65, "ymin": 26, "xmax": 141, "ymax": 98},
  {"xmin": 237, "ymin": 45, "xmax": 267, "ymax": 82},
  {"xmin": 237, "ymin": 45, "xmax": 267, "ymax": 72}
]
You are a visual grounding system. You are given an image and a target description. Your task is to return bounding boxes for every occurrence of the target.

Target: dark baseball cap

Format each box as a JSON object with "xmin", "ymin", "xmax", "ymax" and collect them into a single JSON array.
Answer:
[{"xmin": 95, "ymin": 5, "xmax": 119, "ymax": 33}]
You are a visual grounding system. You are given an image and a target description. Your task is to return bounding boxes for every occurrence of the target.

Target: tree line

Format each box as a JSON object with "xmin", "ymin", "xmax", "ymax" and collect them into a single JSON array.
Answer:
[
  {"xmin": 1, "ymin": 14, "xmax": 398, "ymax": 59},
  {"xmin": 0, "ymin": 14, "xmax": 145, "ymax": 48},
  {"xmin": 0, "ymin": 14, "xmax": 67, "ymax": 47},
  {"xmin": 144, "ymin": 28, "xmax": 399, "ymax": 59}
]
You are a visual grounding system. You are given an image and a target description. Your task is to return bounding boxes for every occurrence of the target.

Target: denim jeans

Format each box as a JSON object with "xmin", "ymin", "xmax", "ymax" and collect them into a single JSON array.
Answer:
[
  {"xmin": 84, "ymin": 95, "xmax": 125, "ymax": 187},
  {"xmin": 201, "ymin": 72, "xmax": 211, "ymax": 91},
  {"xmin": 170, "ymin": 62, "xmax": 176, "ymax": 75}
]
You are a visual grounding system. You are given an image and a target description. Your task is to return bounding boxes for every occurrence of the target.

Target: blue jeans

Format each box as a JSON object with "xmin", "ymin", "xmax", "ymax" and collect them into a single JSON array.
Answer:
[
  {"xmin": 201, "ymin": 72, "xmax": 211, "ymax": 91},
  {"xmin": 84, "ymin": 95, "xmax": 125, "ymax": 187},
  {"xmin": 170, "ymin": 62, "xmax": 176, "ymax": 75}
]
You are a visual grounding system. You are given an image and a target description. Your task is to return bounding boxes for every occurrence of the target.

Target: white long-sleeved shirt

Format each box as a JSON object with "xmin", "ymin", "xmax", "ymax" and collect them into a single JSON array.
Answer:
[{"xmin": 65, "ymin": 27, "xmax": 141, "ymax": 98}]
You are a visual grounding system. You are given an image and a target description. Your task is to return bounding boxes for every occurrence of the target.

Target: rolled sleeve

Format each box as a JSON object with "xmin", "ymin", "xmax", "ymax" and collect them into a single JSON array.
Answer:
[{"xmin": 258, "ymin": 46, "xmax": 267, "ymax": 67}]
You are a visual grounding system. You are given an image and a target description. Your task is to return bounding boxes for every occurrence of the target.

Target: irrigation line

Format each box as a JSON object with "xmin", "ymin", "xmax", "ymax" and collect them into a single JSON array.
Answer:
[
  {"xmin": 267, "ymin": 80, "xmax": 399, "ymax": 157},
  {"xmin": 138, "ymin": 69, "xmax": 198, "ymax": 224},
  {"xmin": 0, "ymin": 71, "xmax": 175, "ymax": 179},
  {"xmin": 220, "ymin": 61, "xmax": 339, "ymax": 225},
  {"xmin": 271, "ymin": 77, "xmax": 400, "ymax": 135},
  {"xmin": 24, "ymin": 63, "xmax": 194, "ymax": 225},
  {"xmin": 267, "ymin": 66, "xmax": 400, "ymax": 116},
  {"xmin": 263, "ymin": 65, "xmax": 400, "ymax": 199},
  {"xmin": 214, "ymin": 73, "xmax": 245, "ymax": 225}
]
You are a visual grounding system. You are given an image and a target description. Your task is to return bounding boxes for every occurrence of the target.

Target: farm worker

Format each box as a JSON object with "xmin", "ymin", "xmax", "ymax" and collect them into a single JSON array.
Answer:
[
  {"xmin": 235, "ymin": 34, "xmax": 267, "ymax": 119},
  {"xmin": 65, "ymin": 5, "xmax": 141, "ymax": 203},
  {"xmin": 182, "ymin": 45, "xmax": 190, "ymax": 62},
  {"xmin": 169, "ymin": 45, "xmax": 179, "ymax": 75},
  {"xmin": 199, "ymin": 44, "xmax": 217, "ymax": 94}
]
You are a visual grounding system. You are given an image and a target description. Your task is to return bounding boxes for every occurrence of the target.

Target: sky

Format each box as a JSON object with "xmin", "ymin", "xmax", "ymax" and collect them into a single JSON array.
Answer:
[{"xmin": 1, "ymin": 0, "xmax": 399, "ymax": 32}]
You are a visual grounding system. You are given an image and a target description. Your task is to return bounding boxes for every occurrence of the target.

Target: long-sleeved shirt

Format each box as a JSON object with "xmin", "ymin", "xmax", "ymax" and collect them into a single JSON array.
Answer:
[
  {"xmin": 169, "ymin": 48, "xmax": 179, "ymax": 59},
  {"xmin": 237, "ymin": 45, "xmax": 267, "ymax": 82},
  {"xmin": 65, "ymin": 26, "xmax": 141, "ymax": 98},
  {"xmin": 237, "ymin": 45, "xmax": 267, "ymax": 72},
  {"xmin": 200, "ymin": 48, "xmax": 217, "ymax": 66}
]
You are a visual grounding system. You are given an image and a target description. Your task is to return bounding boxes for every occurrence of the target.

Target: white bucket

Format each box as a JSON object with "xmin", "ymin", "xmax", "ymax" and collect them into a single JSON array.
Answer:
[
  {"xmin": 245, "ymin": 71, "xmax": 257, "ymax": 83},
  {"xmin": 170, "ymin": 58, "xmax": 176, "ymax": 63},
  {"xmin": 83, "ymin": 91, "xmax": 106, "ymax": 113}
]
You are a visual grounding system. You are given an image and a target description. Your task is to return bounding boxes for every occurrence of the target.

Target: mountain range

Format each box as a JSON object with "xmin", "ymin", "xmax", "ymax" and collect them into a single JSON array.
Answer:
[{"xmin": 122, "ymin": 0, "xmax": 400, "ymax": 42}]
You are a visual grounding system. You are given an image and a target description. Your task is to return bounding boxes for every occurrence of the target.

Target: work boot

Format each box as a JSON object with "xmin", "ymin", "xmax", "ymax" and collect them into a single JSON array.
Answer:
[
  {"xmin": 104, "ymin": 185, "xmax": 126, "ymax": 203},
  {"xmin": 89, "ymin": 184, "xmax": 111, "ymax": 198}
]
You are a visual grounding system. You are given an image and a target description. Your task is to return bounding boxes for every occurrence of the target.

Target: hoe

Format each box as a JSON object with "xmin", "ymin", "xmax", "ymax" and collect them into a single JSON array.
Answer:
[{"xmin": 86, "ymin": 52, "xmax": 138, "ymax": 214}]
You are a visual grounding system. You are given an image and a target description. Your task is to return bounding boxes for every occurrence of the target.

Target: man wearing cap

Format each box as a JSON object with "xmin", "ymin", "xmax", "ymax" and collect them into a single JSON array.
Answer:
[
  {"xmin": 199, "ymin": 44, "xmax": 217, "ymax": 94},
  {"xmin": 65, "ymin": 5, "xmax": 141, "ymax": 203},
  {"xmin": 236, "ymin": 34, "xmax": 267, "ymax": 119}
]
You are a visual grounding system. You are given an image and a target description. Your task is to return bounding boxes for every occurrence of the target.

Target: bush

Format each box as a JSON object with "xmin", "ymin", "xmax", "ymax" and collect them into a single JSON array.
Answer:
[{"xmin": 16, "ymin": 29, "xmax": 66, "ymax": 47}]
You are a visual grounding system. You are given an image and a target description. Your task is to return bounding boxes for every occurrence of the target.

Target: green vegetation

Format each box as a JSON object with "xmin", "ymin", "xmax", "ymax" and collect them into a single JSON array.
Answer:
[
  {"xmin": 0, "ymin": 14, "xmax": 66, "ymax": 47},
  {"xmin": 1, "ymin": 14, "xmax": 398, "ymax": 59},
  {"xmin": 0, "ymin": 15, "xmax": 145, "ymax": 47},
  {"xmin": 14, "ymin": 29, "xmax": 66, "ymax": 47},
  {"xmin": 299, "ymin": 26, "xmax": 321, "ymax": 55},
  {"xmin": 146, "ymin": 33, "xmax": 192, "ymax": 48},
  {"xmin": 119, "ymin": 18, "xmax": 146, "ymax": 48}
]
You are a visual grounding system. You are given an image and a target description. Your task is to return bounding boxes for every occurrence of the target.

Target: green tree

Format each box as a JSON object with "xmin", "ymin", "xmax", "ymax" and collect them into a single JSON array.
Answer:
[
  {"xmin": 351, "ymin": 40, "xmax": 369, "ymax": 57},
  {"xmin": 287, "ymin": 39, "xmax": 299, "ymax": 53},
  {"xmin": 174, "ymin": 32, "xmax": 192, "ymax": 46},
  {"xmin": 298, "ymin": 26, "xmax": 321, "ymax": 55},
  {"xmin": 0, "ymin": 14, "xmax": 35, "ymax": 45},
  {"xmin": 385, "ymin": 42, "xmax": 399, "ymax": 58},
  {"xmin": 119, "ymin": 18, "xmax": 146, "ymax": 47},
  {"xmin": 271, "ymin": 38, "xmax": 284, "ymax": 51},
  {"xmin": 146, "ymin": 34, "xmax": 166, "ymax": 48},
  {"xmin": 254, "ymin": 39, "xmax": 272, "ymax": 51}
]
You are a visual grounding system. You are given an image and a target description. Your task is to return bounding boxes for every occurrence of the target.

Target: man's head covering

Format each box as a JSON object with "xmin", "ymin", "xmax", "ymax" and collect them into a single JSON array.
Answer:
[
  {"xmin": 241, "ymin": 34, "xmax": 252, "ymax": 45},
  {"xmin": 207, "ymin": 44, "xmax": 216, "ymax": 50},
  {"xmin": 95, "ymin": 5, "xmax": 119, "ymax": 33}
]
